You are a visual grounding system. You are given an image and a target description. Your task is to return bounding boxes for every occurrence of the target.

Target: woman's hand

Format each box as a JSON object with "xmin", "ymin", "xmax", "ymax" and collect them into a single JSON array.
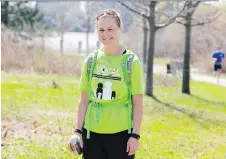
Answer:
[
  {"xmin": 68, "ymin": 132, "xmax": 83, "ymax": 153},
  {"xmin": 127, "ymin": 137, "xmax": 139, "ymax": 156}
]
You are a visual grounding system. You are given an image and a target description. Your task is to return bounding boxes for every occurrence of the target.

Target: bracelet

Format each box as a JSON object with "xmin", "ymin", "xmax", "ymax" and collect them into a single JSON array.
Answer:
[
  {"xmin": 74, "ymin": 128, "xmax": 83, "ymax": 135},
  {"xmin": 131, "ymin": 133, "xmax": 140, "ymax": 140}
]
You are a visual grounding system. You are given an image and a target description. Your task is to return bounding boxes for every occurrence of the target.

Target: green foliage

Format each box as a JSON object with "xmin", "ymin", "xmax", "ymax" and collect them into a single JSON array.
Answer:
[
  {"xmin": 154, "ymin": 58, "xmax": 170, "ymax": 65},
  {"xmin": 1, "ymin": 2, "xmax": 44, "ymax": 31}
]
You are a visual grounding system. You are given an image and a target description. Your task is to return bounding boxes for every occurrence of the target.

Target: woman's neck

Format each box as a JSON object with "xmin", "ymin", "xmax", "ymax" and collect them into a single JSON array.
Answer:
[{"xmin": 103, "ymin": 43, "xmax": 123, "ymax": 56}]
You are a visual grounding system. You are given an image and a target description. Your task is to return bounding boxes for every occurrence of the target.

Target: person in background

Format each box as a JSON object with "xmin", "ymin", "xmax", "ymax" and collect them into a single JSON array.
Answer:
[{"xmin": 212, "ymin": 46, "xmax": 225, "ymax": 83}]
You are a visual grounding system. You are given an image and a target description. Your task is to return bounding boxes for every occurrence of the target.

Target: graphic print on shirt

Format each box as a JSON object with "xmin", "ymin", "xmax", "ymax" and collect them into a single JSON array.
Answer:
[
  {"xmin": 96, "ymin": 83, "xmax": 103, "ymax": 99},
  {"xmin": 95, "ymin": 81, "xmax": 116, "ymax": 100},
  {"xmin": 93, "ymin": 66, "xmax": 121, "ymax": 81}
]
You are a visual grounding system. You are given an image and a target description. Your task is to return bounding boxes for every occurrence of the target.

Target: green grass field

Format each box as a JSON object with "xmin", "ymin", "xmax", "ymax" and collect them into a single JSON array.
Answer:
[
  {"xmin": 154, "ymin": 58, "xmax": 170, "ymax": 65},
  {"xmin": 1, "ymin": 71, "xmax": 226, "ymax": 159}
]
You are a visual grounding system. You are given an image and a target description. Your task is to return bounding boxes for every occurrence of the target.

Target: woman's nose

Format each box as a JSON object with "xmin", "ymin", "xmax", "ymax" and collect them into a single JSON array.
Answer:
[{"xmin": 103, "ymin": 31, "xmax": 110, "ymax": 36}]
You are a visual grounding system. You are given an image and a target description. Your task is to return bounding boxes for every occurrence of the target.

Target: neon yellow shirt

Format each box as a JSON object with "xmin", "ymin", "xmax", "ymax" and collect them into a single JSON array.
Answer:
[{"xmin": 79, "ymin": 49, "xmax": 144, "ymax": 134}]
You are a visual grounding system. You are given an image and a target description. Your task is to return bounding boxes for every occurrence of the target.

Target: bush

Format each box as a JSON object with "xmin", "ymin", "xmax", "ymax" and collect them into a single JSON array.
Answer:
[{"xmin": 1, "ymin": 27, "xmax": 84, "ymax": 77}]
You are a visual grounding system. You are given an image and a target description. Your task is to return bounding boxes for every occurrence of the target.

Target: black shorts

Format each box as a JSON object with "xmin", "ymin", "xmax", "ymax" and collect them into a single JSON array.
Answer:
[
  {"xmin": 82, "ymin": 128, "xmax": 135, "ymax": 159},
  {"xmin": 214, "ymin": 63, "xmax": 222, "ymax": 71}
]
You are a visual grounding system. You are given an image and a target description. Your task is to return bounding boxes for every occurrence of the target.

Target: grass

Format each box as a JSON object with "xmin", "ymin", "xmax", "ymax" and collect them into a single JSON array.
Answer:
[
  {"xmin": 154, "ymin": 57, "xmax": 170, "ymax": 65},
  {"xmin": 1, "ymin": 71, "xmax": 226, "ymax": 159},
  {"xmin": 203, "ymin": 72, "xmax": 226, "ymax": 80},
  {"xmin": 154, "ymin": 75, "xmax": 226, "ymax": 114}
]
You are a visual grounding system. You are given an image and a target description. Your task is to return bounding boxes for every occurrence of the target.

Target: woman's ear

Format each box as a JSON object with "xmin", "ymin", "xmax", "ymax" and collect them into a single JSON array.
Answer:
[
  {"xmin": 119, "ymin": 26, "xmax": 122, "ymax": 32},
  {"xmin": 119, "ymin": 24, "xmax": 123, "ymax": 32}
]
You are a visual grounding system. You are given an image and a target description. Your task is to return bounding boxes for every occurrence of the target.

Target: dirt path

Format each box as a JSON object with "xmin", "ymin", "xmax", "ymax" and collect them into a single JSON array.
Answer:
[{"xmin": 153, "ymin": 64, "xmax": 226, "ymax": 87}]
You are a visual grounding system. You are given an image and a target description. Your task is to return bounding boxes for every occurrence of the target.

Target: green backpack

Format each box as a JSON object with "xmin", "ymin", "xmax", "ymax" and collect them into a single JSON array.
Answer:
[{"xmin": 85, "ymin": 49, "xmax": 135, "ymax": 138}]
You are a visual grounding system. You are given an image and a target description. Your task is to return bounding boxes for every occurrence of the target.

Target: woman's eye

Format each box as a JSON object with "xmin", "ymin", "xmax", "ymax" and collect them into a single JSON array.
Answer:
[{"xmin": 108, "ymin": 29, "xmax": 113, "ymax": 31}]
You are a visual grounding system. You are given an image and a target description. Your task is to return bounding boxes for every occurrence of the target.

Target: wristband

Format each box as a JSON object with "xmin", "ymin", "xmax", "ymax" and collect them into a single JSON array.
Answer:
[
  {"xmin": 74, "ymin": 129, "xmax": 83, "ymax": 135},
  {"xmin": 131, "ymin": 133, "xmax": 140, "ymax": 140}
]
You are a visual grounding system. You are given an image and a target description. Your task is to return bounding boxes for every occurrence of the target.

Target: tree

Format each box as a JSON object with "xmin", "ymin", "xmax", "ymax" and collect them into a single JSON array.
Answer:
[
  {"xmin": 81, "ymin": 1, "xmax": 105, "ymax": 55},
  {"xmin": 35, "ymin": 23, "xmax": 52, "ymax": 54},
  {"xmin": 37, "ymin": 1, "xmax": 84, "ymax": 55},
  {"xmin": 55, "ymin": 11, "xmax": 66, "ymax": 56},
  {"xmin": 41, "ymin": 1, "xmax": 76, "ymax": 55},
  {"xmin": 176, "ymin": 1, "xmax": 221, "ymax": 94},
  {"xmin": 118, "ymin": 1, "xmax": 186, "ymax": 96},
  {"xmin": 142, "ymin": 10, "xmax": 149, "ymax": 65},
  {"xmin": 84, "ymin": 2, "xmax": 91, "ymax": 55},
  {"xmin": 1, "ymin": 2, "xmax": 43, "ymax": 31},
  {"xmin": 1, "ymin": 1, "xmax": 9, "ymax": 26},
  {"xmin": 54, "ymin": 2, "xmax": 73, "ymax": 56}
]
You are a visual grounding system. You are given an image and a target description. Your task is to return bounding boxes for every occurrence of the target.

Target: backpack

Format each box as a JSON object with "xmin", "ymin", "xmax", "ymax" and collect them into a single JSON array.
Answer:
[
  {"xmin": 85, "ymin": 49, "xmax": 135, "ymax": 138},
  {"xmin": 87, "ymin": 49, "xmax": 134, "ymax": 95}
]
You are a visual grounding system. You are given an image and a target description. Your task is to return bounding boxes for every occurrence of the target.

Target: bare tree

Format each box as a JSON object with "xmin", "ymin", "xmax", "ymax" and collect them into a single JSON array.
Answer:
[
  {"xmin": 55, "ymin": 12, "xmax": 66, "ymax": 56},
  {"xmin": 176, "ymin": 1, "xmax": 221, "ymax": 94},
  {"xmin": 142, "ymin": 10, "xmax": 149, "ymax": 65},
  {"xmin": 55, "ymin": 2, "xmax": 74, "ymax": 56},
  {"xmin": 118, "ymin": 1, "xmax": 186, "ymax": 97},
  {"xmin": 85, "ymin": 2, "xmax": 91, "ymax": 55},
  {"xmin": 41, "ymin": 2, "xmax": 79, "ymax": 55},
  {"xmin": 35, "ymin": 23, "xmax": 52, "ymax": 54},
  {"xmin": 81, "ymin": 2, "xmax": 104, "ymax": 55}
]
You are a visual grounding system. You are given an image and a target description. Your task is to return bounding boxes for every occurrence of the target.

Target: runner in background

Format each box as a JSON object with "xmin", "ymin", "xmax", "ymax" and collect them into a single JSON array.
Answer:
[{"xmin": 212, "ymin": 46, "xmax": 225, "ymax": 83}]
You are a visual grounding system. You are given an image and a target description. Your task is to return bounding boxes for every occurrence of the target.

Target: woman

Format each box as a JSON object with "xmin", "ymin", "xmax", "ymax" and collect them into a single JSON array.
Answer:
[{"xmin": 69, "ymin": 9, "xmax": 144, "ymax": 159}]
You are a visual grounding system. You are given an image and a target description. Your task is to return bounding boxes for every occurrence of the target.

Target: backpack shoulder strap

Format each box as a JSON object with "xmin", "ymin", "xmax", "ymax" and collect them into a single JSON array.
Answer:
[
  {"xmin": 122, "ymin": 50, "xmax": 135, "ymax": 87},
  {"xmin": 87, "ymin": 50, "xmax": 98, "ymax": 81},
  {"xmin": 122, "ymin": 49, "xmax": 135, "ymax": 135},
  {"xmin": 127, "ymin": 53, "xmax": 135, "ymax": 86}
]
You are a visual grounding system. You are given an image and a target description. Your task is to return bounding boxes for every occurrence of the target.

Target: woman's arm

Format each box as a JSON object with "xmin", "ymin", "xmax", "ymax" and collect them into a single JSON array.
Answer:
[
  {"xmin": 132, "ymin": 94, "xmax": 143, "ymax": 135},
  {"xmin": 76, "ymin": 92, "xmax": 89, "ymax": 130}
]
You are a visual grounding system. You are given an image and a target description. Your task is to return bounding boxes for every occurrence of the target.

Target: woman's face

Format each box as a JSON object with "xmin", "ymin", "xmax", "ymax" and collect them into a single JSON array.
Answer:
[{"xmin": 97, "ymin": 16, "xmax": 121, "ymax": 46}]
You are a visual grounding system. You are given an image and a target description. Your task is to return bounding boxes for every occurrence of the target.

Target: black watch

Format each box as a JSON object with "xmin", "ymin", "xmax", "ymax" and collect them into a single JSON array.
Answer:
[
  {"xmin": 131, "ymin": 133, "xmax": 140, "ymax": 140},
  {"xmin": 74, "ymin": 128, "xmax": 83, "ymax": 135}
]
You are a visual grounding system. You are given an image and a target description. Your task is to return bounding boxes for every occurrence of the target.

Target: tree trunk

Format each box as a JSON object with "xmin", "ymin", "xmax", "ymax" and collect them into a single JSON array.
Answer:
[
  {"xmin": 143, "ymin": 27, "xmax": 148, "ymax": 65},
  {"xmin": 145, "ymin": 2, "xmax": 157, "ymax": 97},
  {"xmin": 86, "ymin": 28, "xmax": 89, "ymax": 55},
  {"xmin": 60, "ymin": 32, "xmax": 64, "ymax": 56},
  {"xmin": 182, "ymin": 15, "xmax": 192, "ymax": 94},
  {"xmin": 58, "ymin": 15, "xmax": 64, "ymax": 56},
  {"xmin": 86, "ymin": 2, "xmax": 90, "ymax": 55},
  {"xmin": 42, "ymin": 35, "xmax": 45, "ymax": 54},
  {"xmin": 143, "ymin": 15, "xmax": 148, "ymax": 65},
  {"xmin": 2, "ymin": 2, "xmax": 9, "ymax": 26}
]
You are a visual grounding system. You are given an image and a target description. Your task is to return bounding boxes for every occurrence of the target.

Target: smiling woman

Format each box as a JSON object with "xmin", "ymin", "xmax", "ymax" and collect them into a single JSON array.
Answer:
[
  {"xmin": 68, "ymin": 9, "xmax": 144, "ymax": 159},
  {"xmin": 95, "ymin": 10, "xmax": 123, "ymax": 54}
]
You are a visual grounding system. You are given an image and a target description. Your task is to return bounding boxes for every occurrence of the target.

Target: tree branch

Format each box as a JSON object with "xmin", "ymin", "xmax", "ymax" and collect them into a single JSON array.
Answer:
[
  {"xmin": 123, "ymin": 16, "xmax": 149, "ymax": 30},
  {"xmin": 176, "ymin": 20, "xmax": 186, "ymax": 25},
  {"xmin": 155, "ymin": 11, "xmax": 170, "ymax": 17},
  {"xmin": 178, "ymin": 15, "xmax": 187, "ymax": 18},
  {"xmin": 131, "ymin": 1, "xmax": 149, "ymax": 14},
  {"xmin": 191, "ymin": 12, "xmax": 222, "ymax": 26},
  {"xmin": 117, "ymin": 1, "xmax": 149, "ymax": 19},
  {"xmin": 191, "ymin": 22, "xmax": 205, "ymax": 26},
  {"xmin": 156, "ymin": 2, "xmax": 187, "ymax": 29},
  {"xmin": 193, "ymin": 1, "xmax": 201, "ymax": 8},
  {"xmin": 190, "ymin": 1, "xmax": 201, "ymax": 16}
]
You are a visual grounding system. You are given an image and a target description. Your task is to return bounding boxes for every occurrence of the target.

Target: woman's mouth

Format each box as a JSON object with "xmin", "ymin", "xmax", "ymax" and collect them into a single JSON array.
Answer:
[{"xmin": 103, "ymin": 37, "xmax": 113, "ymax": 41}]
